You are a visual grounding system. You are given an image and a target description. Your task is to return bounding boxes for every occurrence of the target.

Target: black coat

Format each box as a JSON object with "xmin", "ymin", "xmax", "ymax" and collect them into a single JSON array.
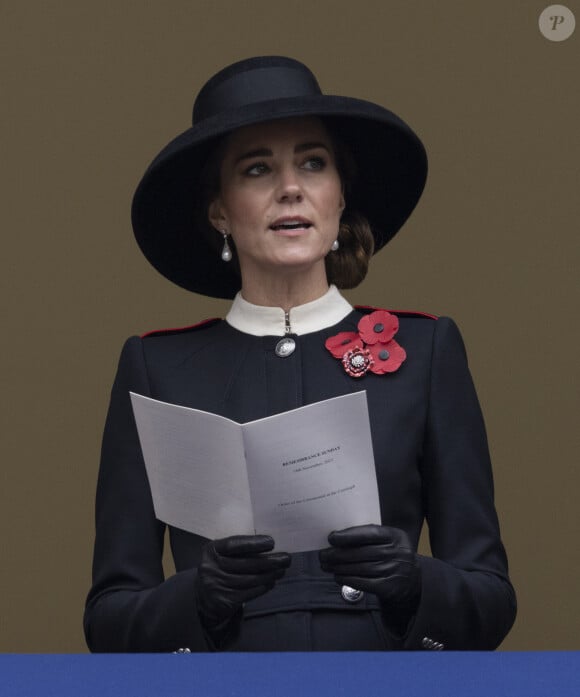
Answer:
[{"xmin": 84, "ymin": 308, "xmax": 516, "ymax": 652}]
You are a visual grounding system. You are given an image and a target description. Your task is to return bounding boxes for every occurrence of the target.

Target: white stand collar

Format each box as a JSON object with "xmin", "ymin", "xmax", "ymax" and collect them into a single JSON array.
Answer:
[{"xmin": 225, "ymin": 285, "xmax": 353, "ymax": 337}]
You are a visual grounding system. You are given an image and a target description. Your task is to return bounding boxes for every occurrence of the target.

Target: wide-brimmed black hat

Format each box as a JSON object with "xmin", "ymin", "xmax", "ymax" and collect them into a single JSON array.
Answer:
[{"xmin": 131, "ymin": 56, "xmax": 427, "ymax": 298}]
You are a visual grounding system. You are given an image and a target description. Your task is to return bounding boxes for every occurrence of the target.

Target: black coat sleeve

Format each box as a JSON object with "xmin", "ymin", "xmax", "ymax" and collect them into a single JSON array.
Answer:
[
  {"xmin": 403, "ymin": 317, "xmax": 516, "ymax": 649},
  {"xmin": 84, "ymin": 336, "xmax": 212, "ymax": 652}
]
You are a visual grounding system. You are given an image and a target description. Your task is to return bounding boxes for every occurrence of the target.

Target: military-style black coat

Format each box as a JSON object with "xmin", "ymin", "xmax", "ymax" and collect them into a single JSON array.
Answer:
[{"xmin": 84, "ymin": 305, "xmax": 516, "ymax": 652}]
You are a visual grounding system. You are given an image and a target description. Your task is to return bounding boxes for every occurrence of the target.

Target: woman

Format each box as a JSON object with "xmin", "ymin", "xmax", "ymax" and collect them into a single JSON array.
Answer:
[{"xmin": 84, "ymin": 56, "xmax": 516, "ymax": 652}]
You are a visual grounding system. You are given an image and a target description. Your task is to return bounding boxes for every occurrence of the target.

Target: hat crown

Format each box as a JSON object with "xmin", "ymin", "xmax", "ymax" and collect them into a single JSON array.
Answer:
[{"xmin": 192, "ymin": 56, "xmax": 322, "ymax": 124}]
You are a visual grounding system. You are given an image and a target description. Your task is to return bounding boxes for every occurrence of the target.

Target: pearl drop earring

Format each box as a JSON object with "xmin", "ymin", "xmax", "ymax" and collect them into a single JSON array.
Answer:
[
  {"xmin": 221, "ymin": 231, "xmax": 232, "ymax": 262},
  {"xmin": 331, "ymin": 239, "xmax": 340, "ymax": 251}
]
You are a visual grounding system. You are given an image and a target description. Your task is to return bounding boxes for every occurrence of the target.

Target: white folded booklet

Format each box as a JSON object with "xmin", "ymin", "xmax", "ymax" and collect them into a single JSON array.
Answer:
[{"xmin": 130, "ymin": 390, "xmax": 380, "ymax": 553}]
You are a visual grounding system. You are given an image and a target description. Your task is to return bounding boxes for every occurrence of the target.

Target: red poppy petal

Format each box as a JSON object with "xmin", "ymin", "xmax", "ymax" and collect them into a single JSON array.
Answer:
[
  {"xmin": 325, "ymin": 332, "xmax": 362, "ymax": 358},
  {"xmin": 358, "ymin": 310, "xmax": 399, "ymax": 345},
  {"xmin": 369, "ymin": 340, "xmax": 406, "ymax": 374}
]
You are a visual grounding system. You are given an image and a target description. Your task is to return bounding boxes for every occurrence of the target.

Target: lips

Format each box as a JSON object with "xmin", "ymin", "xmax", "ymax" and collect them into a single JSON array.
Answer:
[{"xmin": 269, "ymin": 217, "xmax": 312, "ymax": 231}]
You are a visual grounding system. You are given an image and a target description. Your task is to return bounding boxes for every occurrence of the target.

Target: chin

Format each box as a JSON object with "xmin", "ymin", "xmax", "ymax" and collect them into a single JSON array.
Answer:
[
  {"xmin": 270, "ymin": 253, "xmax": 325, "ymax": 271},
  {"xmin": 272, "ymin": 244, "xmax": 328, "ymax": 265}
]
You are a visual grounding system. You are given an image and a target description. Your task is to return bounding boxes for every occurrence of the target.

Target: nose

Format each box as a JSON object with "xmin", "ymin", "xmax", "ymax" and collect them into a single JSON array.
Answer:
[{"xmin": 276, "ymin": 167, "xmax": 303, "ymax": 203}]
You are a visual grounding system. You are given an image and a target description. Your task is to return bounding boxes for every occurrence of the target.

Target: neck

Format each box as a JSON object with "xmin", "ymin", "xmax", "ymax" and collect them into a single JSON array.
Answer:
[{"xmin": 239, "ymin": 265, "xmax": 330, "ymax": 312}]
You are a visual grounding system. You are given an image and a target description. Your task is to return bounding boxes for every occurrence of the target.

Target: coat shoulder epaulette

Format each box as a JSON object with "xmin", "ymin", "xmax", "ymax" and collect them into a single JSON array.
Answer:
[
  {"xmin": 140, "ymin": 317, "xmax": 222, "ymax": 339},
  {"xmin": 355, "ymin": 305, "xmax": 438, "ymax": 320}
]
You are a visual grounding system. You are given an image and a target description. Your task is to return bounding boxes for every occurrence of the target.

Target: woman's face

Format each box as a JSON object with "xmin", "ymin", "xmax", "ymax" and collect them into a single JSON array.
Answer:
[{"xmin": 209, "ymin": 117, "xmax": 344, "ymax": 283}]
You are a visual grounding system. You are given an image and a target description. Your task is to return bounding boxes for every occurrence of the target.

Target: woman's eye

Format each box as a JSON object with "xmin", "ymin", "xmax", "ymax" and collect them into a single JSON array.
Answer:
[
  {"xmin": 245, "ymin": 162, "xmax": 270, "ymax": 176},
  {"xmin": 302, "ymin": 156, "xmax": 326, "ymax": 171}
]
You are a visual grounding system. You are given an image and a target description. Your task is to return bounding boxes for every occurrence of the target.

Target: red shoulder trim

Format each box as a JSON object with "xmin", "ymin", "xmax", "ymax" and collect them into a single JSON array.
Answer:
[
  {"xmin": 355, "ymin": 305, "xmax": 438, "ymax": 320},
  {"xmin": 141, "ymin": 317, "xmax": 222, "ymax": 338}
]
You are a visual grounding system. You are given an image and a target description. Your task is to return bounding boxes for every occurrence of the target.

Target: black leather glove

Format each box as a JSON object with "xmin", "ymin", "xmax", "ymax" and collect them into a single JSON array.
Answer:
[
  {"xmin": 195, "ymin": 534, "xmax": 291, "ymax": 635},
  {"xmin": 319, "ymin": 524, "xmax": 421, "ymax": 609}
]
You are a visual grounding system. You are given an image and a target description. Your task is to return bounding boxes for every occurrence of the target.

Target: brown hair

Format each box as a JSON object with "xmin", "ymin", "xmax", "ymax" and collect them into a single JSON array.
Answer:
[{"xmin": 325, "ymin": 212, "xmax": 374, "ymax": 289}]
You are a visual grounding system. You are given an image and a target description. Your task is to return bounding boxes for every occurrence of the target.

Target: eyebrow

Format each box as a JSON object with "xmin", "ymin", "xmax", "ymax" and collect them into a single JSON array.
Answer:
[{"xmin": 234, "ymin": 141, "xmax": 330, "ymax": 165}]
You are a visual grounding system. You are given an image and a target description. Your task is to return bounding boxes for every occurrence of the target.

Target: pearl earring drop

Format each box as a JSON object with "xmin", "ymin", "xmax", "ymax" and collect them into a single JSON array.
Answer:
[{"xmin": 221, "ymin": 231, "xmax": 232, "ymax": 262}]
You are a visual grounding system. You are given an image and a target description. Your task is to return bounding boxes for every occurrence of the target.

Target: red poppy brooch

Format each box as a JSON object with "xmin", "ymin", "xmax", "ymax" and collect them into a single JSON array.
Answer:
[{"xmin": 325, "ymin": 310, "xmax": 406, "ymax": 378}]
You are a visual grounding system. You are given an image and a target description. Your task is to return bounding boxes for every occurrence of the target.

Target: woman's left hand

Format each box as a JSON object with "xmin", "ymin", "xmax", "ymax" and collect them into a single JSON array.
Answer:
[{"xmin": 319, "ymin": 524, "xmax": 421, "ymax": 608}]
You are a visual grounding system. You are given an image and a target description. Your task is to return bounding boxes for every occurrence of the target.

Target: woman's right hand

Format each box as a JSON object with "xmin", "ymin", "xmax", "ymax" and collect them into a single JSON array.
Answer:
[{"xmin": 194, "ymin": 534, "xmax": 291, "ymax": 632}]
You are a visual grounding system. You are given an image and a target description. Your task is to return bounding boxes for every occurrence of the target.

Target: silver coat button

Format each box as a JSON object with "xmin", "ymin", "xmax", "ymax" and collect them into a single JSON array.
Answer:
[
  {"xmin": 275, "ymin": 338, "xmax": 296, "ymax": 357},
  {"xmin": 341, "ymin": 585, "xmax": 364, "ymax": 602}
]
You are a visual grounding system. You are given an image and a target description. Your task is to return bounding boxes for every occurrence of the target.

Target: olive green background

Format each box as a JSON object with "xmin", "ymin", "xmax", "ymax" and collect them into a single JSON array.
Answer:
[{"xmin": 1, "ymin": 1, "xmax": 578, "ymax": 651}]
